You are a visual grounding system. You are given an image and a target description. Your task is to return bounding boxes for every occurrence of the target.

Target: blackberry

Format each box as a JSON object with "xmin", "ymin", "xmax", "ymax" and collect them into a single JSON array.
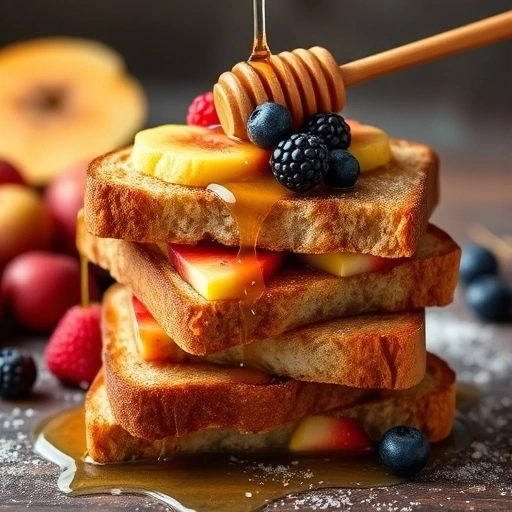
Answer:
[
  {"xmin": 305, "ymin": 113, "xmax": 351, "ymax": 150},
  {"xmin": 247, "ymin": 102, "xmax": 293, "ymax": 149},
  {"xmin": 270, "ymin": 133, "xmax": 328, "ymax": 193},
  {"xmin": 0, "ymin": 348, "xmax": 37, "ymax": 399},
  {"xmin": 324, "ymin": 150, "xmax": 360, "ymax": 189}
]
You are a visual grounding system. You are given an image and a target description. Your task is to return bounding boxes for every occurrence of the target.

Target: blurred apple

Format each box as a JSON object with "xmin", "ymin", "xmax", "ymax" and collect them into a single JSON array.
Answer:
[
  {"xmin": 44, "ymin": 161, "xmax": 89, "ymax": 254},
  {"xmin": 0, "ymin": 184, "xmax": 55, "ymax": 272},
  {"xmin": 1, "ymin": 251, "xmax": 99, "ymax": 332},
  {"xmin": 0, "ymin": 159, "xmax": 25, "ymax": 185}
]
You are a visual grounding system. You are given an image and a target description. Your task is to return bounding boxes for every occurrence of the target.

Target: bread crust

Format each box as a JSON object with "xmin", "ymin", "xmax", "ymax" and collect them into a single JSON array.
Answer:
[
  {"xmin": 86, "ymin": 353, "xmax": 455, "ymax": 462},
  {"xmin": 101, "ymin": 285, "xmax": 368, "ymax": 440},
  {"xmin": 204, "ymin": 308, "xmax": 426, "ymax": 389},
  {"xmin": 84, "ymin": 140, "xmax": 439, "ymax": 257},
  {"xmin": 78, "ymin": 216, "xmax": 460, "ymax": 355}
]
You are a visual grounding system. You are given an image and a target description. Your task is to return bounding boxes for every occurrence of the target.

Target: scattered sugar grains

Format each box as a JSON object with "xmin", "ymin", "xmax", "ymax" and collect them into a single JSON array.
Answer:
[
  {"xmin": 230, "ymin": 456, "xmax": 316, "ymax": 487},
  {"xmin": 264, "ymin": 311, "xmax": 512, "ymax": 511},
  {"xmin": 426, "ymin": 309, "xmax": 512, "ymax": 385}
]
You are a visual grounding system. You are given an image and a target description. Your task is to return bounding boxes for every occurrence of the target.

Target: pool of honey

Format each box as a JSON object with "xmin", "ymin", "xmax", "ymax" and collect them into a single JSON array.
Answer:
[{"xmin": 33, "ymin": 407, "xmax": 471, "ymax": 512}]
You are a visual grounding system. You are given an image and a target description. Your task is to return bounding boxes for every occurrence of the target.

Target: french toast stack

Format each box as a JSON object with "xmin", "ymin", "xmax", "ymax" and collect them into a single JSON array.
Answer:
[{"xmin": 79, "ymin": 117, "xmax": 460, "ymax": 463}]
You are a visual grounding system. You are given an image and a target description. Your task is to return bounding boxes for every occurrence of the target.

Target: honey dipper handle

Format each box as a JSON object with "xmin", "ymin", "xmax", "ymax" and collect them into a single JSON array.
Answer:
[{"xmin": 339, "ymin": 10, "xmax": 512, "ymax": 86}]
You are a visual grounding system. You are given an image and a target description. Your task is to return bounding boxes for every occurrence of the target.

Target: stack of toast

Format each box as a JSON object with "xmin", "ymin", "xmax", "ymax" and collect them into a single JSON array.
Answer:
[{"xmin": 79, "ymin": 128, "xmax": 460, "ymax": 463}]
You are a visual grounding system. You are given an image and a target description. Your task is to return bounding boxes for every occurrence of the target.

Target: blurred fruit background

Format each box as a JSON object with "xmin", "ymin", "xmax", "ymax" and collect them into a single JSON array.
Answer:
[
  {"xmin": 0, "ymin": 0, "xmax": 510, "ymax": 336},
  {"xmin": 0, "ymin": 36, "xmax": 146, "ymax": 335}
]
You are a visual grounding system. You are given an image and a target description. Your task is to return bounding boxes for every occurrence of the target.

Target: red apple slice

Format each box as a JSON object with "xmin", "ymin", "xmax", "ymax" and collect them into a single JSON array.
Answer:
[
  {"xmin": 131, "ymin": 295, "xmax": 186, "ymax": 362},
  {"xmin": 167, "ymin": 242, "xmax": 285, "ymax": 301},
  {"xmin": 288, "ymin": 416, "xmax": 373, "ymax": 452},
  {"xmin": 299, "ymin": 251, "xmax": 403, "ymax": 277}
]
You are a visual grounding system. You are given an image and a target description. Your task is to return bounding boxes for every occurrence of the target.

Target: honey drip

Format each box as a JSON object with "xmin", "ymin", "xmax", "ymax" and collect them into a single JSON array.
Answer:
[
  {"xmin": 34, "ymin": 408, "xmax": 471, "ymax": 512},
  {"xmin": 207, "ymin": 175, "xmax": 293, "ymax": 345},
  {"xmin": 249, "ymin": 0, "xmax": 271, "ymax": 62},
  {"xmin": 80, "ymin": 252, "xmax": 89, "ymax": 309}
]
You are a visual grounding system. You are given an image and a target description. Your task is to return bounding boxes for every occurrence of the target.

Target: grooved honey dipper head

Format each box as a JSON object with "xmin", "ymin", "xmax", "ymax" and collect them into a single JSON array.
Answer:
[{"xmin": 214, "ymin": 47, "xmax": 345, "ymax": 140}]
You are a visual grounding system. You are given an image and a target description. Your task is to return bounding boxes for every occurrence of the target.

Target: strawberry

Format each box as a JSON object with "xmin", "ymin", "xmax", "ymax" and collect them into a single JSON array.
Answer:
[
  {"xmin": 186, "ymin": 91, "xmax": 220, "ymax": 127},
  {"xmin": 45, "ymin": 303, "xmax": 102, "ymax": 388}
]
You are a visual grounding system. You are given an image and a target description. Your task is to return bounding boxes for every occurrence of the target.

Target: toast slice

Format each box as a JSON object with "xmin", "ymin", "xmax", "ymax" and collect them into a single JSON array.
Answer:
[
  {"xmin": 117, "ymin": 283, "xmax": 426, "ymax": 389},
  {"xmin": 101, "ymin": 284, "xmax": 369, "ymax": 440},
  {"xmin": 86, "ymin": 353, "xmax": 455, "ymax": 462},
  {"xmin": 78, "ymin": 216, "xmax": 460, "ymax": 355},
  {"xmin": 83, "ymin": 139, "xmax": 439, "ymax": 258}
]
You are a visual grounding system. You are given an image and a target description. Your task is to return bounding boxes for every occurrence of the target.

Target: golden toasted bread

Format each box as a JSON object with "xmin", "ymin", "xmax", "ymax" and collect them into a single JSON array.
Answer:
[
  {"xmin": 205, "ymin": 308, "xmax": 426, "ymax": 389},
  {"xmin": 78, "ymin": 215, "xmax": 460, "ymax": 355},
  {"xmin": 86, "ymin": 353, "xmax": 455, "ymax": 463},
  {"xmin": 83, "ymin": 139, "xmax": 438, "ymax": 257},
  {"xmin": 112, "ymin": 283, "xmax": 426, "ymax": 389},
  {"xmin": 101, "ymin": 285, "xmax": 368, "ymax": 440}
]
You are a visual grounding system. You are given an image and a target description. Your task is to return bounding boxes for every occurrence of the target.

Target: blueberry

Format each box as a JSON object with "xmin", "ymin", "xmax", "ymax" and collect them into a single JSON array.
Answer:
[
  {"xmin": 324, "ymin": 150, "xmax": 360, "ymax": 189},
  {"xmin": 0, "ymin": 348, "xmax": 37, "ymax": 399},
  {"xmin": 466, "ymin": 274, "xmax": 511, "ymax": 322},
  {"xmin": 378, "ymin": 426, "xmax": 430, "ymax": 477},
  {"xmin": 459, "ymin": 244, "xmax": 498, "ymax": 284},
  {"xmin": 247, "ymin": 102, "xmax": 293, "ymax": 150}
]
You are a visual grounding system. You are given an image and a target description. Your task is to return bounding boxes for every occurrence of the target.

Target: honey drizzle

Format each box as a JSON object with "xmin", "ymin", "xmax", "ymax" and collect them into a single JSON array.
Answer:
[
  {"xmin": 207, "ymin": 175, "xmax": 293, "ymax": 346},
  {"xmin": 34, "ymin": 408, "xmax": 471, "ymax": 512},
  {"xmin": 249, "ymin": 0, "xmax": 271, "ymax": 62},
  {"xmin": 80, "ymin": 252, "xmax": 89, "ymax": 309}
]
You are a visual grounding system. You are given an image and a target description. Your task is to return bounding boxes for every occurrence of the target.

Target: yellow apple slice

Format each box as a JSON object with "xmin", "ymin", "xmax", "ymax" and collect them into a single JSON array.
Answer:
[
  {"xmin": 0, "ymin": 37, "xmax": 146, "ymax": 186},
  {"xmin": 349, "ymin": 124, "xmax": 392, "ymax": 172},
  {"xmin": 131, "ymin": 125, "xmax": 271, "ymax": 186},
  {"xmin": 167, "ymin": 242, "xmax": 285, "ymax": 301},
  {"xmin": 131, "ymin": 295, "xmax": 186, "ymax": 362},
  {"xmin": 299, "ymin": 250, "xmax": 402, "ymax": 277}
]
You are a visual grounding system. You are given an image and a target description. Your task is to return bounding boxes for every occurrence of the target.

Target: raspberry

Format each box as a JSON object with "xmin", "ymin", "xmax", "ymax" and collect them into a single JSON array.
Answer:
[
  {"xmin": 0, "ymin": 349, "xmax": 37, "ymax": 399},
  {"xmin": 45, "ymin": 303, "xmax": 102, "ymax": 388},
  {"xmin": 305, "ymin": 113, "xmax": 351, "ymax": 150},
  {"xmin": 186, "ymin": 92, "xmax": 220, "ymax": 127},
  {"xmin": 270, "ymin": 133, "xmax": 328, "ymax": 193}
]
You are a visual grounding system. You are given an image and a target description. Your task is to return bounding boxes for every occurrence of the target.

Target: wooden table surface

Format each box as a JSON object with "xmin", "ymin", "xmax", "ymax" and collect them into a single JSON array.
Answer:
[{"xmin": 0, "ymin": 154, "xmax": 511, "ymax": 512}]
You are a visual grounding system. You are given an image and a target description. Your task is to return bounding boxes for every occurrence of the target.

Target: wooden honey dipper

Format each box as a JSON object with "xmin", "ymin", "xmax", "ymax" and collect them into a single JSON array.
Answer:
[{"xmin": 214, "ymin": 10, "xmax": 512, "ymax": 139}]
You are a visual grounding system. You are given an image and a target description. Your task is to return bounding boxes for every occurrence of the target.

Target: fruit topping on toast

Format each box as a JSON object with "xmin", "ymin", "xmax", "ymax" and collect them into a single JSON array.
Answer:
[
  {"xmin": 133, "ymin": 96, "xmax": 391, "ymax": 196},
  {"xmin": 131, "ymin": 124, "xmax": 271, "ymax": 186},
  {"xmin": 167, "ymin": 242, "xmax": 285, "ymax": 301},
  {"xmin": 186, "ymin": 91, "xmax": 220, "ymax": 128},
  {"xmin": 347, "ymin": 123, "xmax": 392, "ymax": 172}
]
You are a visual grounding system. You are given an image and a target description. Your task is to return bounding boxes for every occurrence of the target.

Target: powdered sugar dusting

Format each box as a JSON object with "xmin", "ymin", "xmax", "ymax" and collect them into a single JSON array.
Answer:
[
  {"xmin": 426, "ymin": 309, "xmax": 512, "ymax": 385},
  {"xmin": 229, "ymin": 456, "xmax": 316, "ymax": 488}
]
